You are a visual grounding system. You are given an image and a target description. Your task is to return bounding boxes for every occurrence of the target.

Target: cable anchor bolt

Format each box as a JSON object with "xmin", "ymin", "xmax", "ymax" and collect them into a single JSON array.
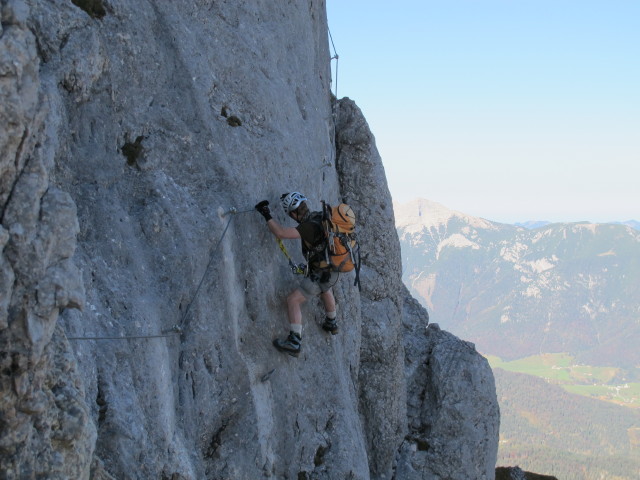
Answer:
[{"xmin": 162, "ymin": 325, "xmax": 183, "ymax": 334}]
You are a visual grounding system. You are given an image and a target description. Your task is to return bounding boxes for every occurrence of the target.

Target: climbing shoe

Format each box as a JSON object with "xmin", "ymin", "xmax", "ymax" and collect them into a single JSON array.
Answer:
[
  {"xmin": 273, "ymin": 331, "xmax": 301, "ymax": 357},
  {"xmin": 322, "ymin": 317, "xmax": 338, "ymax": 335}
]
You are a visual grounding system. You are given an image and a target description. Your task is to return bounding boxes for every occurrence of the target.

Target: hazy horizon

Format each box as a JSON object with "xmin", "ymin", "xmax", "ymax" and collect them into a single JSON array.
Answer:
[
  {"xmin": 393, "ymin": 196, "xmax": 639, "ymax": 226},
  {"xmin": 327, "ymin": 1, "xmax": 639, "ymax": 224}
]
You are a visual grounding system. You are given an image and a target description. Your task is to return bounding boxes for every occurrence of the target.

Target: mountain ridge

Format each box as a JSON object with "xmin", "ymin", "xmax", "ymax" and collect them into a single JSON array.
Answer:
[
  {"xmin": 396, "ymin": 197, "xmax": 640, "ymax": 367},
  {"xmin": 396, "ymin": 197, "xmax": 640, "ymax": 480},
  {"xmin": 395, "ymin": 198, "xmax": 640, "ymax": 232}
]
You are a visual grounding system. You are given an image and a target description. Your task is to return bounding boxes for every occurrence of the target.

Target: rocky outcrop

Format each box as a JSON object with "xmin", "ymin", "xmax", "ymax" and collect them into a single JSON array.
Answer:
[
  {"xmin": 495, "ymin": 466, "xmax": 558, "ymax": 480},
  {"xmin": 0, "ymin": 1, "xmax": 94, "ymax": 477},
  {"xmin": 0, "ymin": 0, "xmax": 499, "ymax": 478},
  {"xmin": 398, "ymin": 289, "xmax": 499, "ymax": 479},
  {"xmin": 334, "ymin": 98, "xmax": 406, "ymax": 479},
  {"xmin": 336, "ymin": 99, "xmax": 499, "ymax": 479}
]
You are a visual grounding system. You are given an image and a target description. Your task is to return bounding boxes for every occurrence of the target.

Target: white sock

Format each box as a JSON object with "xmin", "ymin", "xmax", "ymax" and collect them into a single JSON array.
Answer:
[
  {"xmin": 326, "ymin": 311, "xmax": 336, "ymax": 320},
  {"xmin": 290, "ymin": 323, "xmax": 302, "ymax": 336}
]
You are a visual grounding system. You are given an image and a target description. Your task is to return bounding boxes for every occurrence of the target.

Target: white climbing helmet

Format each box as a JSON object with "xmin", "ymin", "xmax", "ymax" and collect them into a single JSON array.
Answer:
[{"xmin": 280, "ymin": 192, "xmax": 307, "ymax": 214}]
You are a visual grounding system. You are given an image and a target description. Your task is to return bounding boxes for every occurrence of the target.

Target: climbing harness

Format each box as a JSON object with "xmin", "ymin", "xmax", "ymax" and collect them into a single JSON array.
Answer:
[
  {"xmin": 277, "ymin": 238, "xmax": 307, "ymax": 275},
  {"xmin": 67, "ymin": 206, "xmax": 255, "ymax": 341}
]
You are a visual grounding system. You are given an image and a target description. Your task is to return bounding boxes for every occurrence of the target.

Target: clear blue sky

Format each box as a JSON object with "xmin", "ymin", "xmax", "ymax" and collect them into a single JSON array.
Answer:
[{"xmin": 326, "ymin": 1, "xmax": 639, "ymax": 223}]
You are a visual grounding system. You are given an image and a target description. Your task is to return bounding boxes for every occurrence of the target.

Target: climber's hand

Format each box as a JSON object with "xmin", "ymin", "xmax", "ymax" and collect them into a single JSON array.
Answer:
[{"xmin": 255, "ymin": 200, "xmax": 272, "ymax": 221}]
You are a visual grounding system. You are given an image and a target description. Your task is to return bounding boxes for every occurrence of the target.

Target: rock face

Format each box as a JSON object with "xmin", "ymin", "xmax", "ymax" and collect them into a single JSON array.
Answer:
[
  {"xmin": 0, "ymin": 1, "xmax": 499, "ymax": 479},
  {"xmin": 0, "ymin": 1, "xmax": 95, "ymax": 478},
  {"xmin": 398, "ymin": 291, "xmax": 500, "ymax": 480},
  {"xmin": 334, "ymin": 98, "xmax": 406, "ymax": 479}
]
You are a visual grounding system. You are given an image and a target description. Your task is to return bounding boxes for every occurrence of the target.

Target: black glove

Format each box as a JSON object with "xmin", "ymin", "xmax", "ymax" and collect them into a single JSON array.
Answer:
[{"xmin": 254, "ymin": 200, "xmax": 272, "ymax": 221}]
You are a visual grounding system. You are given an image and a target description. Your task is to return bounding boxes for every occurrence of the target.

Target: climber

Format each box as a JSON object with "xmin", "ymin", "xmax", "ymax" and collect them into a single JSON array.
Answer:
[{"xmin": 255, "ymin": 192, "xmax": 339, "ymax": 357}]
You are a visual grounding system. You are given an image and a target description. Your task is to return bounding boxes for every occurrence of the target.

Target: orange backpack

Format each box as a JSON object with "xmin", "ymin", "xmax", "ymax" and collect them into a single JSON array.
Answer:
[{"xmin": 322, "ymin": 202, "xmax": 361, "ymax": 289}]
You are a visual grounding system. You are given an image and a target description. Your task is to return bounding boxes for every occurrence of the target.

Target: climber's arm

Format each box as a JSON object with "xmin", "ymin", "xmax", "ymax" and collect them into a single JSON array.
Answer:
[{"xmin": 267, "ymin": 219, "xmax": 300, "ymax": 240}]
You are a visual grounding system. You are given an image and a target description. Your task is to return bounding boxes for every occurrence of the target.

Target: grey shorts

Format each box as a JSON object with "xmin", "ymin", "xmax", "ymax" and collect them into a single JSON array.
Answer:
[{"xmin": 299, "ymin": 270, "xmax": 340, "ymax": 298}]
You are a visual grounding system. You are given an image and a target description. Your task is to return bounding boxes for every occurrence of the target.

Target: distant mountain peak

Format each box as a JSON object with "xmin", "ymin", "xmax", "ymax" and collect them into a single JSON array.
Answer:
[
  {"xmin": 395, "ymin": 199, "xmax": 640, "ymax": 232},
  {"xmin": 515, "ymin": 220, "xmax": 551, "ymax": 229},
  {"xmin": 614, "ymin": 220, "xmax": 640, "ymax": 231},
  {"xmin": 396, "ymin": 198, "xmax": 640, "ymax": 367},
  {"xmin": 394, "ymin": 198, "xmax": 497, "ymax": 232}
]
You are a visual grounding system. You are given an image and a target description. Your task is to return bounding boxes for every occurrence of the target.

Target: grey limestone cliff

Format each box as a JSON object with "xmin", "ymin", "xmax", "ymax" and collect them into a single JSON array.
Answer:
[{"xmin": 0, "ymin": 1, "xmax": 498, "ymax": 478}]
